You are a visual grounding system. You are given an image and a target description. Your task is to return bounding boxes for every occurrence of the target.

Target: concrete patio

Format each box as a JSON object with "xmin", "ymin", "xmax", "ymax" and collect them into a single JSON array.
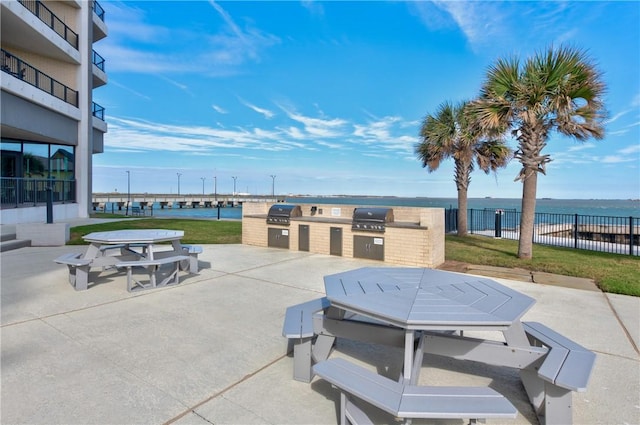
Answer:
[{"xmin": 1, "ymin": 241, "xmax": 638, "ymax": 424}]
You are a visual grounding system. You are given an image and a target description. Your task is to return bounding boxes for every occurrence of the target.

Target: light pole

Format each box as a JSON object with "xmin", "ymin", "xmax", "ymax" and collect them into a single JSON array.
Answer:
[
  {"xmin": 270, "ymin": 175, "xmax": 276, "ymax": 199},
  {"xmin": 126, "ymin": 170, "xmax": 130, "ymax": 216},
  {"xmin": 213, "ymin": 174, "xmax": 217, "ymax": 201},
  {"xmin": 201, "ymin": 177, "xmax": 206, "ymax": 195},
  {"xmin": 232, "ymin": 176, "xmax": 237, "ymax": 204},
  {"xmin": 176, "ymin": 172, "xmax": 182, "ymax": 196}
]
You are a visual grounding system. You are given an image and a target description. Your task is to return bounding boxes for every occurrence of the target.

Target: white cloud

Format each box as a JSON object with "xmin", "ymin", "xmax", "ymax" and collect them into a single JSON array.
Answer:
[
  {"xmin": 279, "ymin": 105, "xmax": 348, "ymax": 138},
  {"xmin": 212, "ymin": 105, "xmax": 227, "ymax": 114},
  {"xmin": 104, "ymin": 104, "xmax": 423, "ymax": 162},
  {"xmin": 410, "ymin": 1, "xmax": 583, "ymax": 54},
  {"xmin": 605, "ymin": 110, "xmax": 630, "ymax": 125},
  {"xmin": 619, "ymin": 144, "xmax": 640, "ymax": 155},
  {"xmin": 601, "ymin": 155, "xmax": 636, "ymax": 164},
  {"xmin": 238, "ymin": 98, "xmax": 276, "ymax": 119},
  {"xmin": 101, "ymin": 0, "xmax": 279, "ymax": 76},
  {"xmin": 567, "ymin": 143, "xmax": 596, "ymax": 152}
]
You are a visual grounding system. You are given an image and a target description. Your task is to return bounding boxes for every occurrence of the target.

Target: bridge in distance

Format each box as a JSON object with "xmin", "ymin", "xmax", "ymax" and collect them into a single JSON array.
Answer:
[{"xmin": 92, "ymin": 193, "xmax": 281, "ymax": 210}]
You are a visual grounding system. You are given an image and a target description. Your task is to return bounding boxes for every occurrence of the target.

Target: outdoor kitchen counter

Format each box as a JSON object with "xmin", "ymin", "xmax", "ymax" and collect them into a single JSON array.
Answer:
[
  {"xmin": 245, "ymin": 214, "xmax": 425, "ymax": 228},
  {"xmin": 242, "ymin": 203, "xmax": 445, "ymax": 268}
]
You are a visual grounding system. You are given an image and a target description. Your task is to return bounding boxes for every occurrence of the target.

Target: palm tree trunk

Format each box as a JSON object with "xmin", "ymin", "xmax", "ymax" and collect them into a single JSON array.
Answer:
[
  {"xmin": 457, "ymin": 187, "xmax": 468, "ymax": 236},
  {"xmin": 518, "ymin": 171, "xmax": 537, "ymax": 259}
]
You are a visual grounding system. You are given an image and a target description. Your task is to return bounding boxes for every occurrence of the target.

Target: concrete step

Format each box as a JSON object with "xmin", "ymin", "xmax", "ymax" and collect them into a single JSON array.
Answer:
[
  {"xmin": 0, "ymin": 239, "xmax": 31, "ymax": 252},
  {"xmin": 1, "ymin": 232, "xmax": 17, "ymax": 242}
]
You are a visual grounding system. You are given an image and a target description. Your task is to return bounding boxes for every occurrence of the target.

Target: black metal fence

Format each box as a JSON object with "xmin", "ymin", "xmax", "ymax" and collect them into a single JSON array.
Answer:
[
  {"xmin": 1, "ymin": 49, "xmax": 78, "ymax": 107},
  {"xmin": 1, "ymin": 177, "xmax": 76, "ymax": 208},
  {"xmin": 446, "ymin": 208, "xmax": 639, "ymax": 256}
]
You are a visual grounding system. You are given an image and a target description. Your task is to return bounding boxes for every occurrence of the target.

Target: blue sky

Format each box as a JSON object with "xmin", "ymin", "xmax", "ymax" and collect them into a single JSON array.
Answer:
[{"xmin": 93, "ymin": 1, "xmax": 640, "ymax": 199}]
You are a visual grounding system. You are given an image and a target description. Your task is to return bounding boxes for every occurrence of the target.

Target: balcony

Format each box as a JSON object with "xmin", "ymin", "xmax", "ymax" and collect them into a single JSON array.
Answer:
[
  {"xmin": 92, "ymin": 50, "xmax": 105, "ymax": 71},
  {"xmin": 93, "ymin": 0, "xmax": 107, "ymax": 41},
  {"xmin": 18, "ymin": 0, "xmax": 78, "ymax": 49},
  {"xmin": 92, "ymin": 49, "xmax": 107, "ymax": 87},
  {"xmin": 92, "ymin": 102, "xmax": 105, "ymax": 120},
  {"xmin": 2, "ymin": 49, "xmax": 78, "ymax": 107},
  {"xmin": 93, "ymin": 1, "xmax": 105, "ymax": 21}
]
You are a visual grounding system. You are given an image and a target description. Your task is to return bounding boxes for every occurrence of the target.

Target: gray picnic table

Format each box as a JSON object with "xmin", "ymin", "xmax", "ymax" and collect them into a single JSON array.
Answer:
[
  {"xmin": 294, "ymin": 267, "xmax": 596, "ymax": 424},
  {"xmin": 323, "ymin": 267, "xmax": 536, "ymax": 382},
  {"xmin": 82, "ymin": 229, "xmax": 185, "ymax": 261},
  {"xmin": 55, "ymin": 229, "xmax": 198, "ymax": 291}
]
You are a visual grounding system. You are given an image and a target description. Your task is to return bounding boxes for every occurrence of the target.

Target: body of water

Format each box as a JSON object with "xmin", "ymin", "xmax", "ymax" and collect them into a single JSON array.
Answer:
[
  {"xmin": 285, "ymin": 197, "xmax": 639, "ymax": 218},
  {"xmin": 103, "ymin": 197, "xmax": 639, "ymax": 220}
]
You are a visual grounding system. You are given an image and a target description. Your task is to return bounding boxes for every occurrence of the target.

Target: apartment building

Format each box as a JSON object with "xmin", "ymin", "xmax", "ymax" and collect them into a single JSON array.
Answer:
[{"xmin": 1, "ymin": 0, "xmax": 108, "ymax": 225}]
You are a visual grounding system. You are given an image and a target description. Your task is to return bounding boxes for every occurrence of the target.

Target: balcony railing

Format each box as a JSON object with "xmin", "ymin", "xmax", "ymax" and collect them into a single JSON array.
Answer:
[
  {"xmin": 93, "ymin": 1, "xmax": 105, "ymax": 22},
  {"xmin": 2, "ymin": 49, "xmax": 78, "ymax": 107},
  {"xmin": 18, "ymin": 0, "xmax": 78, "ymax": 49},
  {"xmin": 92, "ymin": 50, "xmax": 105, "ymax": 71},
  {"xmin": 0, "ymin": 177, "xmax": 76, "ymax": 208},
  {"xmin": 92, "ymin": 102, "xmax": 105, "ymax": 120}
]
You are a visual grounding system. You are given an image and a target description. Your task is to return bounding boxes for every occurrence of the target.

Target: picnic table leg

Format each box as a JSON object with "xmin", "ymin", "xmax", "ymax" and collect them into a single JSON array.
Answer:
[
  {"xmin": 84, "ymin": 243, "xmax": 100, "ymax": 259},
  {"xmin": 520, "ymin": 368, "xmax": 545, "ymax": 414},
  {"xmin": 403, "ymin": 329, "xmax": 414, "ymax": 382},
  {"xmin": 312, "ymin": 334, "xmax": 335, "ymax": 363},
  {"xmin": 293, "ymin": 338, "xmax": 313, "ymax": 382},
  {"xmin": 503, "ymin": 321, "xmax": 531, "ymax": 347},
  {"xmin": 543, "ymin": 383, "xmax": 573, "ymax": 425},
  {"xmin": 71, "ymin": 266, "xmax": 89, "ymax": 291}
]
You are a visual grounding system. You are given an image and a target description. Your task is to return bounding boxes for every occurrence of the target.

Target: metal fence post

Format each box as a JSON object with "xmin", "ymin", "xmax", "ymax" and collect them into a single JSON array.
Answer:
[
  {"xmin": 495, "ymin": 210, "xmax": 503, "ymax": 238},
  {"xmin": 630, "ymin": 216, "xmax": 634, "ymax": 256},
  {"xmin": 46, "ymin": 184, "xmax": 53, "ymax": 224},
  {"xmin": 574, "ymin": 214, "xmax": 579, "ymax": 249}
]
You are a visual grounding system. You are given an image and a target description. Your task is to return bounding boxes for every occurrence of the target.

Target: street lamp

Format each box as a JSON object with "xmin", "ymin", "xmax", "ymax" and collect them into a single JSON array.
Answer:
[
  {"xmin": 201, "ymin": 177, "xmax": 206, "ymax": 195},
  {"xmin": 213, "ymin": 174, "xmax": 217, "ymax": 201},
  {"xmin": 126, "ymin": 170, "xmax": 130, "ymax": 216},
  {"xmin": 270, "ymin": 175, "xmax": 276, "ymax": 199},
  {"xmin": 176, "ymin": 172, "xmax": 182, "ymax": 196},
  {"xmin": 232, "ymin": 176, "xmax": 237, "ymax": 195}
]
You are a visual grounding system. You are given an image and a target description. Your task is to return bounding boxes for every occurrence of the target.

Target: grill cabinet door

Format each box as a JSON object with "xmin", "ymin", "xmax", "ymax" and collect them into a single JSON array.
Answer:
[
  {"xmin": 330, "ymin": 227, "xmax": 342, "ymax": 256},
  {"xmin": 268, "ymin": 227, "xmax": 290, "ymax": 249},
  {"xmin": 353, "ymin": 235, "xmax": 384, "ymax": 261},
  {"xmin": 298, "ymin": 225, "xmax": 309, "ymax": 251}
]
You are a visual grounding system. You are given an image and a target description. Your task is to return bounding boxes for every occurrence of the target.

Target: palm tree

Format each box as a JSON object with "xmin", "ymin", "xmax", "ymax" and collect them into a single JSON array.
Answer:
[
  {"xmin": 416, "ymin": 100, "xmax": 512, "ymax": 236},
  {"xmin": 470, "ymin": 45, "xmax": 606, "ymax": 259}
]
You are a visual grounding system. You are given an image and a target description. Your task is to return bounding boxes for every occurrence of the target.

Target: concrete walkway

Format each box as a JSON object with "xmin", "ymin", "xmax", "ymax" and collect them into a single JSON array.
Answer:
[{"xmin": 1, "ymin": 242, "xmax": 638, "ymax": 424}]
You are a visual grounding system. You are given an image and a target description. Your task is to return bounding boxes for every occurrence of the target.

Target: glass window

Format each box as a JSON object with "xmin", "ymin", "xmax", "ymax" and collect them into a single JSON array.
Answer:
[
  {"xmin": 23, "ymin": 143, "xmax": 49, "ymax": 178},
  {"xmin": 1, "ymin": 140, "xmax": 22, "ymax": 178},
  {"xmin": 49, "ymin": 145, "xmax": 74, "ymax": 180}
]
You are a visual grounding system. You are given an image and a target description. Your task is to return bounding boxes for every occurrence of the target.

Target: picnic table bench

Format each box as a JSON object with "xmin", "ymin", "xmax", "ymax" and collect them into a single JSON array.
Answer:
[
  {"xmin": 521, "ymin": 321, "xmax": 596, "ymax": 425},
  {"xmin": 54, "ymin": 252, "xmax": 91, "ymax": 290},
  {"xmin": 117, "ymin": 255, "xmax": 190, "ymax": 292},
  {"xmin": 313, "ymin": 358, "xmax": 517, "ymax": 425},
  {"xmin": 282, "ymin": 297, "xmax": 332, "ymax": 382}
]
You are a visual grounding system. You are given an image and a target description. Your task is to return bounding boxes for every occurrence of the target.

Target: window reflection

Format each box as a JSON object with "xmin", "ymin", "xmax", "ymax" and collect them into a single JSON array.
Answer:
[
  {"xmin": 23, "ymin": 143, "xmax": 48, "ymax": 178},
  {"xmin": 1, "ymin": 139, "xmax": 76, "ymax": 206},
  {"xmin": 50, "ymin": 145, "xmax": 74, "ymax": 180}
]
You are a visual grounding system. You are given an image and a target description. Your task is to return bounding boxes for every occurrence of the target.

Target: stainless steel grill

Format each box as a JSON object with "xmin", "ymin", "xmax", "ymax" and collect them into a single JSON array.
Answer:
[
  {"xmin": 352, "ymin": 208, "xmax": 394, "ymax": 232},
  {"xmin": 266, "ymin": 204, "xmax": 302, "ymax": 225}
]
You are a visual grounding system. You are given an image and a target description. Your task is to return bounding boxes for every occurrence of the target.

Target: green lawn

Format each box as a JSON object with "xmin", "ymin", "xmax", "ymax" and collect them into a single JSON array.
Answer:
[
  {"xmin": 445, "ymin": 235, "xmax": 639, "ymax": 296},
  {"xmin": 70, "ymin": 218, "xmax": 241, "ymax": 245},
  {"xmin": 75, "ymin": 216, "xmax": 639, "ymax": 296}
]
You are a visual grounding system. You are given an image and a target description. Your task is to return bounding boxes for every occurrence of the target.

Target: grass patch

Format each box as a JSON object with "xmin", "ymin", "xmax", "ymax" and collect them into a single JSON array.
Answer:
[
  {"xmin": 446, "ymin": 235, "xmax": 640, "ymax": 296},
  {"xmin": 69, "ymin": 218, "xmax": 241, "ymax": 245}
]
